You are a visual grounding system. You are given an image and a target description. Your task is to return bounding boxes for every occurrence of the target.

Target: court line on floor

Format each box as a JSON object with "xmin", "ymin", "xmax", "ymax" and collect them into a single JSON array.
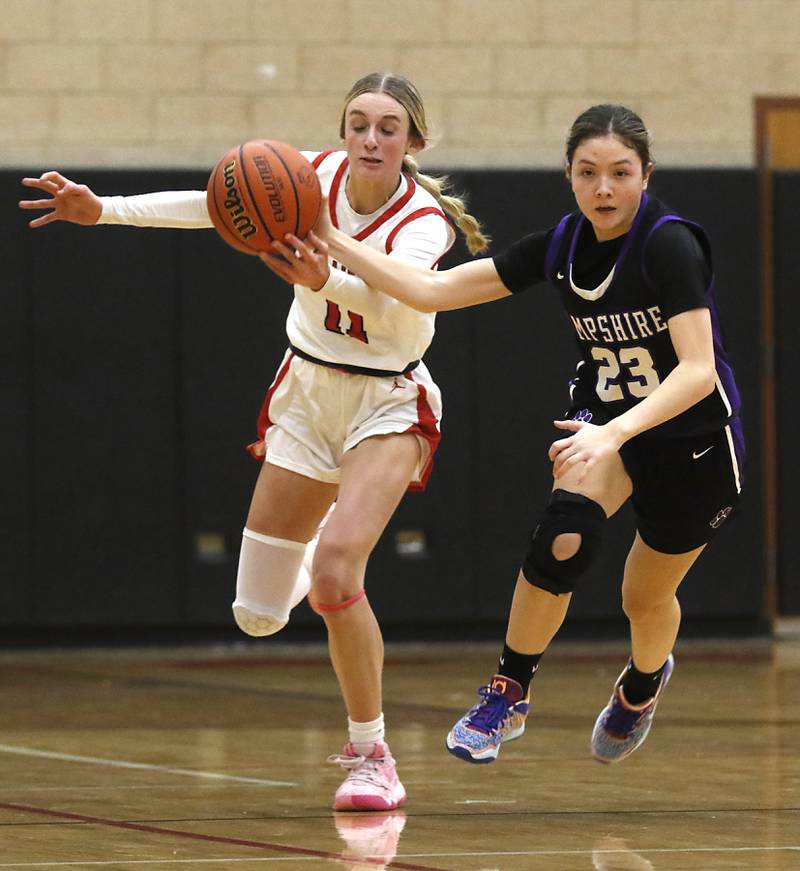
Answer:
[
  {"xmin": 0, "ymin": 802, "xmax": 448, "ymax": 871},
  {"xmin": 0, "ymin": 845, "xmax": 799, "ymax": 867},
  {"xmin": 0, "ymin": 745, "xmax": 296, "ymax": 788},
  {"xmin": 0, "ymin": 783, "xmax": 277, "ymax": 796},
  {"xmin": 399, "ymin": 846, "xmax": 800, "ymax": 859},
  {"xmin": 0, "ymin": 862, "xmax": 361, "ymax": 868}
]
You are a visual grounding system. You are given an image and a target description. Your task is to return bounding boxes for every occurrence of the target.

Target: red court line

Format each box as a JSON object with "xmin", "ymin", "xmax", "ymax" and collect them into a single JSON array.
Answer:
[{"xmin": 0, "ymin": 801, "xmax": 448, "ymax": 871}]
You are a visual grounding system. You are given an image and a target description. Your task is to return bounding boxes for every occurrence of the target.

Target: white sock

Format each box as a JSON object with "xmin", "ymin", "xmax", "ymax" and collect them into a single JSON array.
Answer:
[{"xmin": 349, "ymin": 713, "xmax": 385, "ymax": 755}]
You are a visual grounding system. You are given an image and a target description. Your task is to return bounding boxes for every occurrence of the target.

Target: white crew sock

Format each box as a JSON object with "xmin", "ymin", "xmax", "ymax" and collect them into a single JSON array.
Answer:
[{"xmin": 349, "ymin": 713, "xmax": 385, "ymax": 755}]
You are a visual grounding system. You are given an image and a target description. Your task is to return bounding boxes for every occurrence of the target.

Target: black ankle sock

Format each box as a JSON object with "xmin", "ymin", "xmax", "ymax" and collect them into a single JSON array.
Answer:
[
  {"xmin": 620, "ymin": 660, "xmax": 666, "ymax": 705},
  {"xmin": 497, "ymin": 644, "xmax": 543, "ymax": 696}
]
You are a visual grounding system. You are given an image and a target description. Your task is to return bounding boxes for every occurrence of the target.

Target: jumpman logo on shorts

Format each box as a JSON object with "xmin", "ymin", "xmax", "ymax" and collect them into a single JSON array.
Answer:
[{"xmin": 390, "ymin": 378, "xmax": 407, "ymax": 392}]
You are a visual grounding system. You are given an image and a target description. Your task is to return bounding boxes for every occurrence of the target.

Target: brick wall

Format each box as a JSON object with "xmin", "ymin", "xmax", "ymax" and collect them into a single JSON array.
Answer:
[{"xmin": 2, "ymin": 0, "xmax": 799, "ymax": 169}]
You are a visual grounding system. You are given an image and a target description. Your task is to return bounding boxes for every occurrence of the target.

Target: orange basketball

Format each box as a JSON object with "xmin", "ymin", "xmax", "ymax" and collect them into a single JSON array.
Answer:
[{"xmin": 206, "ymin": 140, "xmax": 322, "ymax": 256}]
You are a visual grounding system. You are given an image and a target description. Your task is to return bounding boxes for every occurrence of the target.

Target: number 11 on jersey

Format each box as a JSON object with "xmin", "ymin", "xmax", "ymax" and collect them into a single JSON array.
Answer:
[{"xmin": 324, "ymin": 300, "xmax": 369, "ymax": 344}]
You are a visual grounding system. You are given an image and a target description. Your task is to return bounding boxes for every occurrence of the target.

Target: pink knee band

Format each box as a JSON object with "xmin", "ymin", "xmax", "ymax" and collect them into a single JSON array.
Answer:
[{"xmin": 310, "ymin": 588, "xmax": 366, "ymax": 614}]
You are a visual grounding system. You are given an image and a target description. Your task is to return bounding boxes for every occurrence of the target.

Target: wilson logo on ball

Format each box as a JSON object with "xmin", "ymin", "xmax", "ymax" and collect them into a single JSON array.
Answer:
[
  {"xmin": 221, "ymin": 159, "xmax": 257, "ymax": 241},
  {"xmin": 207, "ymin": 140, "xmax": 322, "ymax": 256}
]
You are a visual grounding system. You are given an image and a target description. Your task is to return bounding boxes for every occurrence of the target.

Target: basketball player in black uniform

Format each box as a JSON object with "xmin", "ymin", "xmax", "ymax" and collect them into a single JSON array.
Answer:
[{"xmin": 277, "ymin": 103, "xmax": 744, "ymax": 766}]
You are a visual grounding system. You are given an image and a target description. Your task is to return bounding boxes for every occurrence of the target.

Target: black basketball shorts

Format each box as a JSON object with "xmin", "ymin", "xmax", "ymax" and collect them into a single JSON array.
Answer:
[{"xmin": 567, "ymin": 404, "xmax": 744, "ymax": 555}]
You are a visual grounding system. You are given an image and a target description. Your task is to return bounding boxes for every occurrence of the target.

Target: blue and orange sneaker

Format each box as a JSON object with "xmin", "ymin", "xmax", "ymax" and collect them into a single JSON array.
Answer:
[
  {"xmin": 446, "ymin": 675, "xmax": 530, "ymax": 763},
  {"xmin": 591, "ymin": 655, "xmax": 675, "ymax": 764}
]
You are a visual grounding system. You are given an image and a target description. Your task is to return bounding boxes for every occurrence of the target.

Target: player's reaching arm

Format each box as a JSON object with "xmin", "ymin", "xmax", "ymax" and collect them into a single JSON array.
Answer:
[
  {"xmin": 270, "ymin": 210, "xmax": 511, "ymax": 313},
  {"xmin": 19, "ymin": 171, "xmax": 211, "ymax": 229}
]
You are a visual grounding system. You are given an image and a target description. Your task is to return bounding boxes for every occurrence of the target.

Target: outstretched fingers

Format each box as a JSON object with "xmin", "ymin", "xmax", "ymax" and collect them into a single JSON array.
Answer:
[
  {"xmin": 26, "ymin": 211, "xmax": 59, "ymax": 229},
  {"xmin": 19, "ymin": 173, "xmax": 103, "ymax": 228},
  {"xmin": 19, "ymin": 174, "xmax": 66, "ymax": 228},
  {"xmin": 18, "ymin": 196, "xmax": 59, "ymax": 211},
  {"xmin": 22, "ymin": 171, "xmax": 68, "ymax": 192},
  {"xmin": 38, "ymin": 170, "xmax": 71, "ymax": 189},
  {"xmin": 21, "ymin": 178, "xmax": 57, "ymax": 195}
]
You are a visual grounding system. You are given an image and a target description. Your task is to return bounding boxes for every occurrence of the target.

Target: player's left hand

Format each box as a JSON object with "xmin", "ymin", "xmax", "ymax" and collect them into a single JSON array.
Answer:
[
  {"xmin": 259, "ymin": 232, "xmax": 330, "ymax": 291},
  {"xmin": 549, "ymin": 419, "xmax": 622, "ymax": 483}
]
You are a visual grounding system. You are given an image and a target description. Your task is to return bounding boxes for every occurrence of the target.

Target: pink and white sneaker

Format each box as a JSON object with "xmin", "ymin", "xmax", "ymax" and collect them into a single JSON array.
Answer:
[{"xmin": 328, "ymin": 742, "xmax": 407, "ymax": 812}]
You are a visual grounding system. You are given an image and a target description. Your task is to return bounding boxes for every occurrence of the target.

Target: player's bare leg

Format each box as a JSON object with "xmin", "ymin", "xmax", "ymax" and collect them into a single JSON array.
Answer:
[
  {"xmin": 448, "ymin": 451, "xmax": 632, "ymax": 763},
  {"xmin": 591, "ymin": 534, "xmax": 704, "ymax": 763},
  {"xmin": 314, "ymin": 432, "xmax": 420, "ymax": 810},
  {"xmin": 312, "ymin": 433, "xmax": 420, "ymax": 721},
  {"xmin": 622, "ymin": 534, "xmax": 704, "ymax": 670}
]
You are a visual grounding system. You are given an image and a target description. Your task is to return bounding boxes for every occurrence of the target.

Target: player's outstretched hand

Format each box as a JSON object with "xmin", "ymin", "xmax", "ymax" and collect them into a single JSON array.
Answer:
[
  {"xmin": 259, "ymin": 232, "xmax": 330, "ymax": 291},
  {"xmin": 549, "ymin": 419, "xmax": 622, "ymax": 484},
  {"xmin": 19, "ymin": 171, "xmax": 103, "ymax": 228}
]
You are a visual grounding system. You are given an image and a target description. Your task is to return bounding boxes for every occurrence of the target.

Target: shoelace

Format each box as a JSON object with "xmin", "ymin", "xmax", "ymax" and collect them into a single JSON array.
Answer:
[
  {"xmin": 465, "ymin": 685, "xmax": 514, "ymax": 733},
  {"xmin": 327, "ymin": 752, "xmax": 389, "ymax": 787}
]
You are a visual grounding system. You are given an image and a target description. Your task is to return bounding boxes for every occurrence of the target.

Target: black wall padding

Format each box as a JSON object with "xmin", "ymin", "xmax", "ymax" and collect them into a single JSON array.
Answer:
[
  {"xmin": 2, "ymin": 167, "xmax": 768, "ymax": 638},
  {"xmin": 1, "ymin": 174, "xmax": 32, "ymax": 626},
  {"xmin": 775, "ymin": 171, "xmax": 800, "ymax": 614}
]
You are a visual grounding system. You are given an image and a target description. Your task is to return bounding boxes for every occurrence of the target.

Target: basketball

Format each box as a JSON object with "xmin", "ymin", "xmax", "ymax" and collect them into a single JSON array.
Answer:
[{"xmin": 206, "ymin": 140, "xmax": 322, "ymax": 256}]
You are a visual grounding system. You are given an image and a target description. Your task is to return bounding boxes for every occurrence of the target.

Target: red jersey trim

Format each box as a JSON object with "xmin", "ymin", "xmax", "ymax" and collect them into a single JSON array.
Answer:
[
  {"xmin": 353, "ymin": 176, "xmax": 416, "ymax": 241},
  {"xmin": 328, "ymin": 156, "xmax": 349, "ymax": 227},
  {"xmin": 385, "ymin": 207, "xmax": 453, "ymax": 269},
  {"xmin": 311, "ymin": 150, "xmax": 335, "ymax": 170},
  {"xmin": 246, "ymin": 352, "xmax": 295, "ymax": 461},
  {"xmin": 327, "ymin": 156, "xmax": 418, "ymax": 241},
  {"xmin": 403, "ymin": 371, "xmax": 441, "ymax": 492}
]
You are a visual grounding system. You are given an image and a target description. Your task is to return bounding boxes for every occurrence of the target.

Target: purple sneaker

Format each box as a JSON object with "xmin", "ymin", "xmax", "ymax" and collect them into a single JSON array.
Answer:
[
  {"xmin": 446, "ymin": 675, "xmax": 530, "ymax": 763},
  {"xmin": 591, "ymin": 655, "xmax": 675, "ymax": 764}
]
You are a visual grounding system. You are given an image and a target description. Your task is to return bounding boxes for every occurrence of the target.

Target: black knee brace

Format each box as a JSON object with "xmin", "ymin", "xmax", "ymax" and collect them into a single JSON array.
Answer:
[{"xmin": 522, "ymin": 489, "xmax": 606, "ymax": 596}]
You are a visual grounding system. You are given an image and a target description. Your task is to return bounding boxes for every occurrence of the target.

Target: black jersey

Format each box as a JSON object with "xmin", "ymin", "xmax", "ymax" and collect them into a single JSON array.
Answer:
[{"xmin": 493, "ymin": 193, "xmax": 741, "ymax": 440}]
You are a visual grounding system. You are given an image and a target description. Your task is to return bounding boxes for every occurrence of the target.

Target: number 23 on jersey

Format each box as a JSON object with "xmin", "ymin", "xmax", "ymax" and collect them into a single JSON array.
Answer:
[{"xmin": 591, "ymin": 345, "xmax": 660, "ymax": 401}]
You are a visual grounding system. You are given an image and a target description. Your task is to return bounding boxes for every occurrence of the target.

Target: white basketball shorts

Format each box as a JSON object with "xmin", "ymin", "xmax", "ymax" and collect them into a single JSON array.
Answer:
[{"xmin": 249, "ymin": 350, "xmax": 442, "ymax": 491}]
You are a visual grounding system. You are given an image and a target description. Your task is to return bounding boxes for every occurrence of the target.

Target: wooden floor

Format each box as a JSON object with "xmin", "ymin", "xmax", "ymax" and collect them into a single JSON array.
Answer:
[{"xmin": 0, "ymin": 637, "xmax": 798, "ymax": 870}]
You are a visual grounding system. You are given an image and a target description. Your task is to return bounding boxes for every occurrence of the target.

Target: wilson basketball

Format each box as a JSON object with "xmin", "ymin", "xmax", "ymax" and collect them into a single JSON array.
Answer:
[{"xmin": 206, "ymin": 140, "xmax": 322, "ymax": 255}]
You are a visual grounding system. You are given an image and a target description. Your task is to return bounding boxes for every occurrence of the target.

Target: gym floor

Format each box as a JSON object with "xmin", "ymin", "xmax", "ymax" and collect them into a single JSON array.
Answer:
[{"xmin": 0, "ymin": 637, "xmax": 798, "ymax": 870}]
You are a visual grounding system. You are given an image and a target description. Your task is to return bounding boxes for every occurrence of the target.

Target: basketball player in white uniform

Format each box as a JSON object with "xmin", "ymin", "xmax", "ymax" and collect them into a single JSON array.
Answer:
[{"xmin": 20, "ymin": 73, "xmax": 489, "ymax": 813}]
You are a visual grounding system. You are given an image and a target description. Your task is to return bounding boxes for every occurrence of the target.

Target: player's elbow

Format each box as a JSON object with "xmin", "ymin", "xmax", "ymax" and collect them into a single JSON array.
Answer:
[
  {"xmin": 418, "ymin": 271, "xmax": 458, "ymax": 313},
  {"xmin": 696, "ymin": 363, "xmax": 717, "ymax": 399},
  {"xmin": 416, "ymin": 296, "xmax": 440, "ymax": 314}
]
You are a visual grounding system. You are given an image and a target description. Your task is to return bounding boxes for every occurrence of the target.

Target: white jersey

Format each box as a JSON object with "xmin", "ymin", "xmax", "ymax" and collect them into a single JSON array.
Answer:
[
  {"xmin": 98, "ymin": 149, "xmax": 455, "ymax": 373},
  {"xmin": 289, "ymin": 150, "xmax": 454, "ymax": 372}
]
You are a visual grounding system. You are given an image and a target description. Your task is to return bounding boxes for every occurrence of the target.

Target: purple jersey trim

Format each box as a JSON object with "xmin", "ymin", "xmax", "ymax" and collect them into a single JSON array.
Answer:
[
  {"xmin": 545, "ymin": 193, "xmax": 652, "ymax": 290},
  {"xmin": 564, "ymin": 192, "xmax": 650, "ymax": 286},
  {"xmin": 544, "ymin": 213, "xmax": 572, "ymax": 281},
  {"xmin": 642, "ymin": 214, "xmax": 742, "ymax": 422}
]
